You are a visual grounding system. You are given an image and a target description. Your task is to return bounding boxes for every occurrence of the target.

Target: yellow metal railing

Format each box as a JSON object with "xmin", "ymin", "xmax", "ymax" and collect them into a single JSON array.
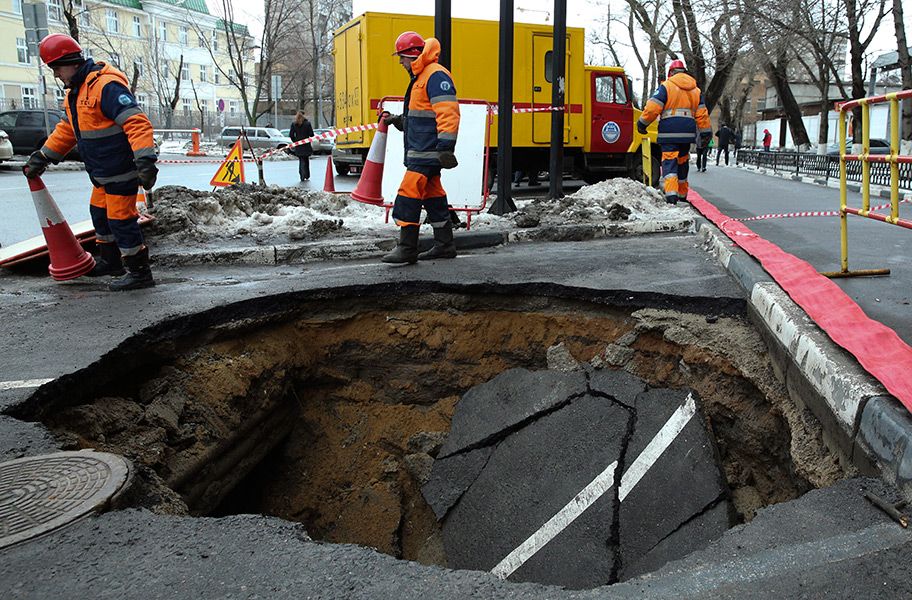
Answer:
[{"xmin": 821, "ymin": 89, "xmax": 912, "ymax": 278}]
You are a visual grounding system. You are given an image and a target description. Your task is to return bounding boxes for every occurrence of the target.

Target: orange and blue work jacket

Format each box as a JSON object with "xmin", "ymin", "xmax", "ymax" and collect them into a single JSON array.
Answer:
[
  {"xmin": 402, "ymin": 37, "xmax": 460, "ymax": 169},
  {"xmin": 637, "ymin": 72, "xmax": 711, "ymax": 145},
  {"xmin": 42, "ymin": 59, "xmax": 155, "ymax": 187}
]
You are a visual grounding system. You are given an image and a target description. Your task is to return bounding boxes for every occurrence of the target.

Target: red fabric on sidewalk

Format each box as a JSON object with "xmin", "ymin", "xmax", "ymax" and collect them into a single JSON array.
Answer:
[{"xmin": 688, "ymin": 189, "xmax": 912, "ymax": 411}]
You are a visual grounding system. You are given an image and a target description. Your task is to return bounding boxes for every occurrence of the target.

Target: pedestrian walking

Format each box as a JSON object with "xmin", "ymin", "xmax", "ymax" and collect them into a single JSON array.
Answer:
[
  {"xmin": 715, "ymin": 124, "xmax": 733, "ymax": 166},
  {"xmin": 763, "ymin": 129, "xmax": 772, "ymax": 152},
  {"xmin": 636, "ymin": 59, "xmax": 711, "ymax": 204},
  {"xmin": 381, "ymin": 31, "xmax": 460, "ymax": 263},
  {"xmin": 733, "ymin": 130, "xmax": 742, "ymax": 162},
  {"xmin": 289, "ymin": 111, "xmax": 315, "ymax": 181},
  {"xmin": 26, "ymin": 33, "xmax": 158, "ymax": 291},
  {"xmin": 695, "ymin": 134, "xmax": 710, "ymax": 172}
]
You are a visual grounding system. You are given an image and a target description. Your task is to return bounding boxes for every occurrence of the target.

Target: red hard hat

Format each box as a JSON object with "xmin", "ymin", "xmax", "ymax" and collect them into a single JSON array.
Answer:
[
  {"xmin": 393, "ymin": 31, "xmax": 424, "ymax": 58},
  {"xmin": 39, "ymin": 33, "xmax": 83, "ymax": 66},
  {"xmin": 667, "ymin": 59, "xmax": 686, "ymax": 77}
]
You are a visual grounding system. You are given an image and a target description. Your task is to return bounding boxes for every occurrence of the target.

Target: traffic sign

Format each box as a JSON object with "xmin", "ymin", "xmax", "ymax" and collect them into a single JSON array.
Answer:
[
  {"xmin": 217, "ymin": 98, "xmax": 224, "ymax": 112},
  {"xmin": 210, "ymin": 139, "xmax": 245, "ymax": 187}
]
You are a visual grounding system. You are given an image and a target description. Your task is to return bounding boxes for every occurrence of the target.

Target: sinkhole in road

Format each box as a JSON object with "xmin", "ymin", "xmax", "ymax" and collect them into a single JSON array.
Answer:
[{"xmin": 41, "ymin": 292, "xmax": 847, "ymax": 585}]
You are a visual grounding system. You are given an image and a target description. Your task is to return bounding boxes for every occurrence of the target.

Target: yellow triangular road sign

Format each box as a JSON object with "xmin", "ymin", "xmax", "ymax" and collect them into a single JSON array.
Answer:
[{"xmin": 210, "ymin": 138, "xmax": 246, "ymax": 187}]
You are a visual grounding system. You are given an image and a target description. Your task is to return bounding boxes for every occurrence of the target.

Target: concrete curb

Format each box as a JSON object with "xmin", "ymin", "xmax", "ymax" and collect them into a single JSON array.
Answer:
[
  {"xmin": 698, "ymin": 217, "xmax": 912, "ymax": 496},
  {"xmin": 152, "ymin": 220, "xmax": 694, "ymax": 267}
]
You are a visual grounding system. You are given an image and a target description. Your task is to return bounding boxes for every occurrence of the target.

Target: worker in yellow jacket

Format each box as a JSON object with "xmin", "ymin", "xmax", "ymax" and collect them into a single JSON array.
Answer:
[
  {"xmin": 382, "ymin": 32, "xmax": 460, "ymax": 264},
  {"xmin": 637, "ymin": 59, "xmax": 711, "ymax": 204}
]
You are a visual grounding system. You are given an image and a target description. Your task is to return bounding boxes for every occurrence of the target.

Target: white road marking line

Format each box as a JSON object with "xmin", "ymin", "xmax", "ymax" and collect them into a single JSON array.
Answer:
[
  {"xmin": 0, "ymin": 378, "xmax": 53, "ymax": 391},
  {"xmin": 491, "ymin": 392, "xmax": 697, "ymax": 579}
]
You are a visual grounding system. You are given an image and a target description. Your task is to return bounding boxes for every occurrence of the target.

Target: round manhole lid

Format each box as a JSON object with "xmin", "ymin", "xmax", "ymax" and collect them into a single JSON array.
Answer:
[{"xmin": 0, "ymin": 450, "xmax": 131, "ymax": 549}]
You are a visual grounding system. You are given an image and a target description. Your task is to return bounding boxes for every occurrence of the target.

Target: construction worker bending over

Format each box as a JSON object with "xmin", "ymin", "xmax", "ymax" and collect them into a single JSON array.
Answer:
[
  {"xmin": 382, "ymin": 31, "xmax": 460, "ymax": 264},
  {"xmin": 26, "ymin": 34, "xmax": 158, "ymax": 291},
  {"xmin": 636, "ymin": 59, "xmax": 711, "ymax": 204}
]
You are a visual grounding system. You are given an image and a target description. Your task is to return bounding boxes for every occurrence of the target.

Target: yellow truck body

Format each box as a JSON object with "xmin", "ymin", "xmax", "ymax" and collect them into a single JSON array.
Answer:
[{"xmin": 332, "ymin": 12, "xmax": 658, "ymax": 182}]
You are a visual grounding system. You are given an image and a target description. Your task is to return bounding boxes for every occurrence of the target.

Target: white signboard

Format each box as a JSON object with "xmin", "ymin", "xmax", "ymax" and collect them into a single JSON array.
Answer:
[{"xmin": 381, "ymin": 101, "xmax": 487, "ymax": 209}]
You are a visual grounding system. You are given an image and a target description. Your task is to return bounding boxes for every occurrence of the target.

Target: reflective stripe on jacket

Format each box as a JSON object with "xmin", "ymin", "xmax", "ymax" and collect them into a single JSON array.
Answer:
[
  {"xmin": 637, "ymin": 72, "xmax": 711, "ymax": 145},
  {"xmin": 402, "ymin": 37, "xmax": 460, "ymax": 168},
  {"xmin": 43, "ymin": 59, "xmax": 155, "ymax": 183}
]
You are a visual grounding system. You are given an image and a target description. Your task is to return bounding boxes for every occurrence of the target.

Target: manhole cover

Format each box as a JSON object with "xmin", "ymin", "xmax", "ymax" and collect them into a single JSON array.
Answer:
[{"xmin": 0, "ymin": 451, "xmax": 132, "ymax": 549}]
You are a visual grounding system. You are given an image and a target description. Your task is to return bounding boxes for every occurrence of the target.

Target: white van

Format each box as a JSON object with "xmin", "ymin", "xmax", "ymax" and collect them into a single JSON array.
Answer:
[{"xmin": 217, "ymin": 126, "xmax": 291, "ymax": 150}]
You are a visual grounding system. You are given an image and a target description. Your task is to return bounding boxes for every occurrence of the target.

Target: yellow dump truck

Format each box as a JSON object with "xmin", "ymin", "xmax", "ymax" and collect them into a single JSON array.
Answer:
[{"xmin": 332, "ymin": 12, "xmax": 659, "ymax": 184}]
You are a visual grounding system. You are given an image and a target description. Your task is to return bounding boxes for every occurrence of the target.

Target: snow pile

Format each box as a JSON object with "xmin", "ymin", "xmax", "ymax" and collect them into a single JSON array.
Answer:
[
  {"xmin": 509, "ymin": 178, "xmax": 691, "ymax": 227},
  {"xmin": 150, "ymin": 184, "xmax": 390, "ymax": 243}
]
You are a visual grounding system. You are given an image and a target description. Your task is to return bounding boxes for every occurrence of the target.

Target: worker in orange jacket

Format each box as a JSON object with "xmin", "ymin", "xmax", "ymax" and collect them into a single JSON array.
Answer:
[
  {"xmin": 637, "ymin": 59, "xmax": 711, "ymax": 204},
  {"xmin": 382, "ymin": 32, "xmax": 460, "ymax": 264},
  {"xmin": 26, "ymin": 34, "xmax": 158, "ymax": 291}
]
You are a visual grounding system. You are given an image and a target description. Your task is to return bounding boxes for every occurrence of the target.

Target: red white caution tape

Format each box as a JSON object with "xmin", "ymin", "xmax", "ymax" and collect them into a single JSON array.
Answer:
[
  {"xmin": 733, "ymin": 197, "xmax": 912, "ymax": 222},
  {"xmin": 491, "ymin": 105, "xmax": 567, "ymax": 115}
]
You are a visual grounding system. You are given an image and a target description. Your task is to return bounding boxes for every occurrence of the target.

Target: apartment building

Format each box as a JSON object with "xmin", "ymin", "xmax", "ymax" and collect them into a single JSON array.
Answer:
[{"xmin": 0, "ymin": 0, "xmax": 256, "ymax": 132}]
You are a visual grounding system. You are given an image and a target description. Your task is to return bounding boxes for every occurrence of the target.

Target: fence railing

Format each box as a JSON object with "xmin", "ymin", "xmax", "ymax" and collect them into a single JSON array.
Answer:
[{"xmin": 736, "ymin": 149, "xmax": 912, "ymax": 191}]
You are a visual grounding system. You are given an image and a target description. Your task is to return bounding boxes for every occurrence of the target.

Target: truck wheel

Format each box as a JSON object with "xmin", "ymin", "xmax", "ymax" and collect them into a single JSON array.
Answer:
[{"xmin": 334, "ymin": 162, "xmax": 350, "ymax": 176}]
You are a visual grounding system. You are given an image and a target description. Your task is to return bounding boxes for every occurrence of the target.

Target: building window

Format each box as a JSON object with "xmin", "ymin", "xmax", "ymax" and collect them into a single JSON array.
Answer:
[
  {"xmin": 21, "ymin": 86, "xmax": 37, "ymax": 109},
  {"xmin": 48, "ymin": 0, "xmax": 61, "ymax": 21},
  {"xmin": 199, "ymin": 65, "xmax": 208, "ymax": 83},
  {"xmin": 106, "ymin": 9, "xmax": 119, "ymax": 33},
  {"xmin": 110, "ymin": 52, "xmax": 120, "ymax": 68},
  {"xmin": 158, "ymin": 21, "xmax": 167, "ymax": 42},
  {"xmin": 182, "ymin": 98, "xmax": 191, "ymax": 115},
  {"xmin": 198, "ymin": 34, "xmax": 205, "ymax": 48},
  {"xmin": 133, "ymin": 16, "xmax": 142, "ymax": 37},
  {"xmin": 79, "ymin": 0, "xmax": 90, "ymax": 27},
  {"xmin": 201, "ymin": 99, "xmax": 209, "ymax": 114},
  {"xmin": 214, "ymin": 70, "xmax": 220, "ymax": 84},
  {"xmin": 84, "ymin": 48, "xmax": 93, "ymax": 60},
  {"xmin": 211, "ymin": 31, "xmax": 219, "ymax": 52},
  {"xmin": 179, "ymin": 26, "xmax": 188, "ymax": 46},
  {"xmin": 55, "ymin": 88, "xmax": 66, "ymax": 106},
  {"xmin": 162, "ymin": 62, "xmax": 170, "ymax": 80},
  {"xmin": 229, "ymin": 100, "xmax": 238, "ymax": 115},
  {"xmin": 12, "ymin": 0, "xmax": 21, "ymax": 15},
  {"xmin": 134, "ymin": 57, "xmax": 144, "ymax": 77},
  {"xmin": 181, "ymin": 65, "xmax": 189, "ymax": 81},
  {"xmin": 16, "ymin": 38, "xmax": 29, "ymax": 64},
  {"xmin": 136, "ymin": 94, "xmax": 147, "ymax": 110}
]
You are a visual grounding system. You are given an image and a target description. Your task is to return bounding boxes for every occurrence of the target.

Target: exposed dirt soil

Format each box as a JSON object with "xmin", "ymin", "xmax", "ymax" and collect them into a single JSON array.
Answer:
[{"xmin": 43, "ymin": 296, "xmax": 846, "ymax": 564}]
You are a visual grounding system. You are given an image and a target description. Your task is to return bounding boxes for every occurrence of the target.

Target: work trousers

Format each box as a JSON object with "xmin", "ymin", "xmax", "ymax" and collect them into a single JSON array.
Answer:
[
  {"xmin": 89, "ymin": 181, "xmax": 143, "ymax": 256},
  {"xmin": 660, "ymin": 143, "xmax": 691, "ymax": 204},
  {"xmin": 391, "ymin": 165, "xmax": 451, "ymax": 228}
]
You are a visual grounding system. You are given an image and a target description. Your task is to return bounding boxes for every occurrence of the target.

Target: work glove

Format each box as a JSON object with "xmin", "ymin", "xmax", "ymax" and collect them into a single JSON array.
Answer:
[
  {"xmin": 383, "ymin": 113, "xmax": 404, "ymax": 131},
  {"xmin": 135, "ymin": 157, "xmax": 159, "ymax": 190},
  {"xmin": 438, "ymin": 150, "xmax": 458, "ymax": 169},
  {"xmin": 636, "ymin": 120, "xmax": 649, "ymax": 136},
  {"xmin": 24, "ymin": 150, "xmax": 50, "ymax": 178}
]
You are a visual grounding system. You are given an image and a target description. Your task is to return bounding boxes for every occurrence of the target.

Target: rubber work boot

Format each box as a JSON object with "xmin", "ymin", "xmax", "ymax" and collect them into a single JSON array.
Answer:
[
  {"xmin": 418, "ymin": 222, "xmax": 457, "ymax": 260},
  {"xmin": 85, "ymin": 242, "xmax": 125, "ymax": 277},
  {"xmin": 381, "ymin": 226, "xmax": 420, "ymax": 264},
  {"xmin": 109, "ymin": 247, "xmax": 155, "ymax": 291}
]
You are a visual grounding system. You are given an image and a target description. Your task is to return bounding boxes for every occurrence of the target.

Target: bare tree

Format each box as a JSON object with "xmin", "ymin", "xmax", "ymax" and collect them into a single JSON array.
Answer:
[
  {"xmin": 892, "ymin": 0, "xmax": 912, "ymax": 144},
  {"xmin": 844, "ymin": 0, "xmax": 888, "ymax": 143},
  {"xmin": 194, "ymin": 0, "xmax": 298, "ymax": 126}
]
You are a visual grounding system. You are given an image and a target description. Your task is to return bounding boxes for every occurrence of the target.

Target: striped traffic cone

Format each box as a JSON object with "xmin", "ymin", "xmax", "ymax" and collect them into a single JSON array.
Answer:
[
  {"xmin": 26, "ymin": 175, "xmax": 95, "ymax": 281},
  {"xmin": 323, "ymin": 156, "xmax": 336, "ymax": 193},
  {"xmin": 351, "ymin": 117, "xmax": 388, "ymax": 205}
]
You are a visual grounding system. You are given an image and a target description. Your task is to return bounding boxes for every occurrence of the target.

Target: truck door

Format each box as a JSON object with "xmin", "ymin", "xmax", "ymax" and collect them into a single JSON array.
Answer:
[
  {"xmin": 531, "ymin": 34, "xmax": 570, "ymax": 144},
  {"xmin": 589, "ymin": 71, "xmax": 633, "ymax": 154},
  {"xmin": 334, "ymin": 20, "xmax": 363, "ymax": 145}
]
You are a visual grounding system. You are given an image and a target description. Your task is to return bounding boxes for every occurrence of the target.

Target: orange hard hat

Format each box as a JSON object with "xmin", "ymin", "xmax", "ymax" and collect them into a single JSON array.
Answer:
[
  {"xmin": 39, "ymin": 33, "xmax": 83, "ymax": 66},
  {"xmin": 393, "ymin": 31, "xmax": 424, "ymax": 58},
  {"xmin": 667, "ymin": 59, "xmax": 686, "ymax": 78}
]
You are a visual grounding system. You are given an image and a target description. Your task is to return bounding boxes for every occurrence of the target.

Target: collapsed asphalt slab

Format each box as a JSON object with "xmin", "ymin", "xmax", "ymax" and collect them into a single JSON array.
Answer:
[{"xmin": 427, "ymin": 369, "xmax": 733, "ymax": 589}]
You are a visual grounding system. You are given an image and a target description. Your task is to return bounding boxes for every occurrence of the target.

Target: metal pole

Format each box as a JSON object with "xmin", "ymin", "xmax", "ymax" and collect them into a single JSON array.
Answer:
[
  {"xmin": 549, "ymin": 0, "xmax": 566, "ymax": 199},
  {"xmin": 434, "ymin": 0, "xmax": 452, "ymax": 71},
  {"xmin": 490, "ymin": 0, "xmax": 516, "ymax": 215}
]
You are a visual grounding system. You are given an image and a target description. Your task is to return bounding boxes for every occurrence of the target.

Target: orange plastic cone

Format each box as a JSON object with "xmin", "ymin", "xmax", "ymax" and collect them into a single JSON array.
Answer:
[
  {"xmin": 323, "ymin": 157, "xmax": 336, "ymax": 193},
  {"xmin": 351, "ymin": 118, "xmax": 388, "ymax": 205},
  {"xmin": 26, "ymin": 175, "xmax": 95, "ymax": 281}
]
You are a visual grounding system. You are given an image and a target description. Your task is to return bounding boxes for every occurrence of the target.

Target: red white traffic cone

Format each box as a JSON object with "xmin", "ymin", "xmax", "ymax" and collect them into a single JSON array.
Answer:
[
  {"xmin": 351, "ymin": 117, "xmax": 388, "ymax": 205},
  {"xmin": 26, "ymin": 175, "xmax": 95, "ymax": 281},
  {"xmin": 323, "ymin": 157, "xmax": 336, "ymax": 193}
]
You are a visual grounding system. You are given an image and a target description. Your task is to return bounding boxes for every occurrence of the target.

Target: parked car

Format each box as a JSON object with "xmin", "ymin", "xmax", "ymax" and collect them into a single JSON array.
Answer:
[
  {"xmin": 0, "ymin": 130, "xmax": 13, "ymax": 162},
  {"xmin": 217, "ymin": 126, "xmax": 291, "ymax": 150},
  {"xmin": 312, "ymin": 128, "xmax": 336, "ymax": 154},
  {"xmin": 0, "ymin": 109, "xmax": 80, "ymax": 159},
  {"xmin": 826, "ymin": 138, "xmax": 891, "ymax": 156},
  {"xmin": 279, "ymin": 127, "xmax": 335, "ymax": 154}
]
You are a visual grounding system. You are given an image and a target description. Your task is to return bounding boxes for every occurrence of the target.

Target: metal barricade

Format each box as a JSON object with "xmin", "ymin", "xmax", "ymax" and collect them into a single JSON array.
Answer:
[{"xmin": 821, "ymin": 89, "xmax": 912, "ymax": 278}]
